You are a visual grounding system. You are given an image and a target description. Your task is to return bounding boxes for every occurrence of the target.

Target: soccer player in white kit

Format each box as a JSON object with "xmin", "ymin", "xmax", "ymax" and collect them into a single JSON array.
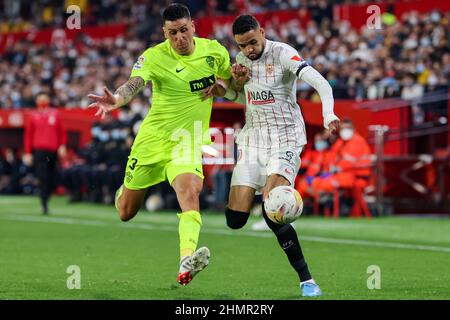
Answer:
[{"xmin": 213, "ymin": 15, "xmax": 340, "ymax": 297}]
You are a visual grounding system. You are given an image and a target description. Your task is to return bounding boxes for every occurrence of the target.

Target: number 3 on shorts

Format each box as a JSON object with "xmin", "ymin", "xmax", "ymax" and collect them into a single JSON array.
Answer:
[{"xmin": 128, "ymin": 157, "xmax": 138, "ymax": 170}]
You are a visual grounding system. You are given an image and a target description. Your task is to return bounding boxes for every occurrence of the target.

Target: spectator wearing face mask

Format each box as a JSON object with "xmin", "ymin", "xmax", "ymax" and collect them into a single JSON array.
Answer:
[
  {"xmin": 296, "ymin": 130, "xmax": 333, "ymax": 199},
  {"xmin": 23, "ymin": 92, "xmax": 67, "ymax": 214},
  {"xmin": 311, "ymin": 118, "xmax": 371, "ymax": 194}
]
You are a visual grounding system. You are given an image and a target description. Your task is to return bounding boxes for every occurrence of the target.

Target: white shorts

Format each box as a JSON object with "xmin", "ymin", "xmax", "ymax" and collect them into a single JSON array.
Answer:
[{"xmin": 230, "ymin": 145, "xmax": 303, "ymax": 192}]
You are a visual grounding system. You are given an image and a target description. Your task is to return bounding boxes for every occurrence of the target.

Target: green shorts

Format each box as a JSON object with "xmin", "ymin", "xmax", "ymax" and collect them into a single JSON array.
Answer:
[{"xmin": 123, "ymin": 135, "xmax": 204, "ymax": 190}]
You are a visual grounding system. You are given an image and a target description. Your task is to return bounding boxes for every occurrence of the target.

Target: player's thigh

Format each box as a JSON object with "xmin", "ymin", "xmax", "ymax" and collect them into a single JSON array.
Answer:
[
  {"xmin": 120, "ymin": 185, "xmax": 148, "ymax": 211},
  {"xmin": 267, "ymin": 146, "xmax": 303, "ymax": 187},
  {"xmin": 265, "ymin": 173, "xmax": 291, "ymax": 192},
  {"xmin": 171, "ymin": 172, "xmax": 203, "ymax": 197},
  {"xmin": 230, "ymin": 145, "xmax": 267, "ymax": 192},
  {"xmin": 228, "ymin": 185, "xmax": 256, "ymax": 213}
]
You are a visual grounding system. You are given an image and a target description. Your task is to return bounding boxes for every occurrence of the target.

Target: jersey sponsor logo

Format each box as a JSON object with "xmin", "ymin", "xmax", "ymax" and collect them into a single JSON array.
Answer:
[
  {"xmin": 290, "ymin": 55, "xmax": 302, "ymax": 61},
  {"xmin": 247, "ymin": 90, "xmax": 275, "ymax": 105},
  {"xmin": 133, "ymin": 55, "xmax": 145, "ymax": 70},
  {"xmin": 189, "ymin": 74, "xmax": 215, "ymax": 92}
]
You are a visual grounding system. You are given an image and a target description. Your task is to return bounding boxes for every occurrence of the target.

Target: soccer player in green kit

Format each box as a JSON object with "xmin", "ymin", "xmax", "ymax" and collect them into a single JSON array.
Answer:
[{"xmin": 87, "ymin": 3, "xmax": 240, "ymax": 286}]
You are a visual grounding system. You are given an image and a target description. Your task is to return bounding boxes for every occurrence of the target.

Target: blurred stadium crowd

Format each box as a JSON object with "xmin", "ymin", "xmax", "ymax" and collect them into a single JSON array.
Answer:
[
  {"xmin": 0, "ymin": 0, "xmax": 449, "ymax": 213},
  {"xmin": 1, "ymin": 1, "xmax": 448, "ymax": 110},
  {"xmin": 1, "ymin": 0, "xmax": 383, "ymax": 32}
]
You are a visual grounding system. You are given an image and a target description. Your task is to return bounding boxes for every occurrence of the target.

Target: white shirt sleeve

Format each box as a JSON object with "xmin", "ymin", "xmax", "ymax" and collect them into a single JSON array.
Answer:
[{"xmin": 279, "ymin": 45, "xmax": 339, "ymax": 129}]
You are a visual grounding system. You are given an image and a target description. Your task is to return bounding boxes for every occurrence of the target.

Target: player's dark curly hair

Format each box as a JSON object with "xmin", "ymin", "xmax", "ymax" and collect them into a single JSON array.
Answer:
[
  {"xmin": 232, "ymin": 15, "xmax": 260, "ymax": 35},
  {"xmin": 162, "ymin": 3, "xmax": 191, "ymax": 25}
]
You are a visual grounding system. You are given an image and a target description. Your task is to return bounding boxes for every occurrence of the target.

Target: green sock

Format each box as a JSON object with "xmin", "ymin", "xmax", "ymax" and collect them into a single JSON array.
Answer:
[{"xmin": 177, "ymin": 210, "xmax": 202, "ymax": 260}]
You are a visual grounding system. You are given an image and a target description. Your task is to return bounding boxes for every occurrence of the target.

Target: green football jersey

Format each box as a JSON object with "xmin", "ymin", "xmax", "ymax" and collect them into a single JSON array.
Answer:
[{"xmin": 130, "ymin": 37, "xmax": 232, "ymax": 149}]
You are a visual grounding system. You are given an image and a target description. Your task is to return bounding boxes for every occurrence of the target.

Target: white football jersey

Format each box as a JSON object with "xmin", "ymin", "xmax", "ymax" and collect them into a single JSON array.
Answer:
[{"xmin": 235, "ymin": 40, "xmax": 310, "ymax": 149}]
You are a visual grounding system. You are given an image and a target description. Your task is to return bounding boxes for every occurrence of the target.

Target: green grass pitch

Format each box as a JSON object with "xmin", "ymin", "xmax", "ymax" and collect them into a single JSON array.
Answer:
[{"xmin": 0, "ymin": 195, "xmax": 449, "ymax": 300}]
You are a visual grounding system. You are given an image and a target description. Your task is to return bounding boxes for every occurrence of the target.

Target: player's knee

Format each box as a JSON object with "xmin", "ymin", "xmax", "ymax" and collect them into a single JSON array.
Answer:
[
  {"xmin": 118, "ymin": 203, "xmax": 138, "ymax": 222},
  {"xmin": 118, "ymin": 210, "xmax": 133, "ymax": 222},
  {"xmin": 177, "ymin": 184, "xmax": 202, "ymax": 203},
  {"xmin": 225, "ymin": 208, "xmax": 250, "ymax": 229}
]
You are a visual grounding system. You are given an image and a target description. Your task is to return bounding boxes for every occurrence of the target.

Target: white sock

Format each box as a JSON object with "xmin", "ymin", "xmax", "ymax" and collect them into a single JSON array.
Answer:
[{"xmin": 300, "ymin": 278, "xmax": 316, "ymax": 285}]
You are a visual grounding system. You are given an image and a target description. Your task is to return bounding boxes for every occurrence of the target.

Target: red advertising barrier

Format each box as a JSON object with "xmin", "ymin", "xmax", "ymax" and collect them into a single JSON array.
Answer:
[
  {"xmin": 0, "ymin": 108, "xmax": 108, "ymax": 147},
  {"xmin": 0, "ymin": 99, "xmax": 411, "ymax": 155}
]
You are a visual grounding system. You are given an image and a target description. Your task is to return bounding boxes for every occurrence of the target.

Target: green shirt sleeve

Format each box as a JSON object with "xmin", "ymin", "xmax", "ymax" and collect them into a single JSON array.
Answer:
[
  {"xmin": 130, "ymin": 48, "xmax": 156, "ymax": 86},
  {"xmin": 215, "ymin": 41, "xmax": 232, "ymax": 80}
]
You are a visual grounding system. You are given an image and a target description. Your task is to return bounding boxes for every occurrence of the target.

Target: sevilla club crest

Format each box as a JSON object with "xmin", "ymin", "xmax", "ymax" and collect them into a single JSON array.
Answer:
[{"xmin": 265, "ymin": 64, "xmax": 274, "ymax": 75}]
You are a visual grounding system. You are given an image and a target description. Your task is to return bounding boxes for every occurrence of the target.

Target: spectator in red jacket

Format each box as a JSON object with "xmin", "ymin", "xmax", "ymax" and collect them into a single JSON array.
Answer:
[
  {"xmin": 311, "ymin": 118, "xmax": 372, "ymax": 194},
  {"xmin": 23, "ymin": 93, "xmax": 67, "ymax": 214}
]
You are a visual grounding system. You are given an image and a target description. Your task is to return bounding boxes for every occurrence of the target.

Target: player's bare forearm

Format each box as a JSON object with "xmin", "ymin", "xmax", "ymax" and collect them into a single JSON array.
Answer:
[
  {"xmin": 222, "ymin": 64, "xmax": 249, "ymax": 92},
  {"xmin": 220, "ymin": 78, "xmax": 244, "ymax": 95},
  {"xmin": 114, "ymin": 76, "xmax": 145, "ymax": 107},
  {"xmin": 229, "ymin": 78, "xmax": 245, "ymax": 92}
]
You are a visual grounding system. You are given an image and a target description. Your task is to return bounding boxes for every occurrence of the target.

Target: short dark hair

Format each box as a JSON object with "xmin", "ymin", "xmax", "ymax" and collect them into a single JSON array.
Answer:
[
  {"xmin": 162, "ymin": 3, "xmax": 191, "ymax": 25},
  {"xmin": 232, "ymin": 15, "xmax": 259, "ymax": 35},
  {"xmin": 342, "ymin": 117, "xmax": 354, "ymax": 126}
]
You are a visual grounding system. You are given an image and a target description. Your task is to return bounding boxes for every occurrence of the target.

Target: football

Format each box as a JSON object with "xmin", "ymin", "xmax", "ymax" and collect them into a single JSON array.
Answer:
[{"xmin": 264, "ymin": 186, "xmax": 304, "ymax": 224}]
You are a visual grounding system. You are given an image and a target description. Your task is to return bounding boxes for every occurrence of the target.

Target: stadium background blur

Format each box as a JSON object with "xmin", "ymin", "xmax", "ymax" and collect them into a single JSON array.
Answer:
[{"xmin": 0, "ymin": 0, "xmax": 449, "ymax": 216}]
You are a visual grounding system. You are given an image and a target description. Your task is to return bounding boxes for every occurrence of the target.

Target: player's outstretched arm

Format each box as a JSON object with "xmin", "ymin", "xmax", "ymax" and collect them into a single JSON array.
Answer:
[
  {"xmin": 211, "ymin": 63, "xmax": 248, "ymax": 103},
  {"xmin": 202, "ymin": 64, "xmax": 248, "ymax": 104},
  {"xmin": 87, "ymin": 76, "xmax": 145, "ymax": 119},
  {"xmin": 202, "ymin": 80, "xmax": 246, "ymax": 105},
  {"xmin": 299, "ymin": 67, "xmax": 340, "ymax": 133}
]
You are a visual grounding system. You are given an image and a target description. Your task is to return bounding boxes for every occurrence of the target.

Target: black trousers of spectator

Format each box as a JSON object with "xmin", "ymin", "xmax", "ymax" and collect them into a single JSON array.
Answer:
[{"xmin": 33, "ymin": 150, "xmax": 57, "ymax": 213}]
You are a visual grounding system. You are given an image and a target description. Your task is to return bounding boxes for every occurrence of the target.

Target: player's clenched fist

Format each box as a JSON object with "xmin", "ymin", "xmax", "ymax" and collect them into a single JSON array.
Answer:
[{"xmin": 232, "ymin": 63, "xmax": 249, "ymax": 86}]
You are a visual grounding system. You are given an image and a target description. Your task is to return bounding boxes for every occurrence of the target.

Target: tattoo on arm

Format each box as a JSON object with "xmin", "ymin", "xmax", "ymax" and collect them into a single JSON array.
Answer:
[{"xmin": 114, "ymin": 76, "xmax": 145, "ymax": 106}]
